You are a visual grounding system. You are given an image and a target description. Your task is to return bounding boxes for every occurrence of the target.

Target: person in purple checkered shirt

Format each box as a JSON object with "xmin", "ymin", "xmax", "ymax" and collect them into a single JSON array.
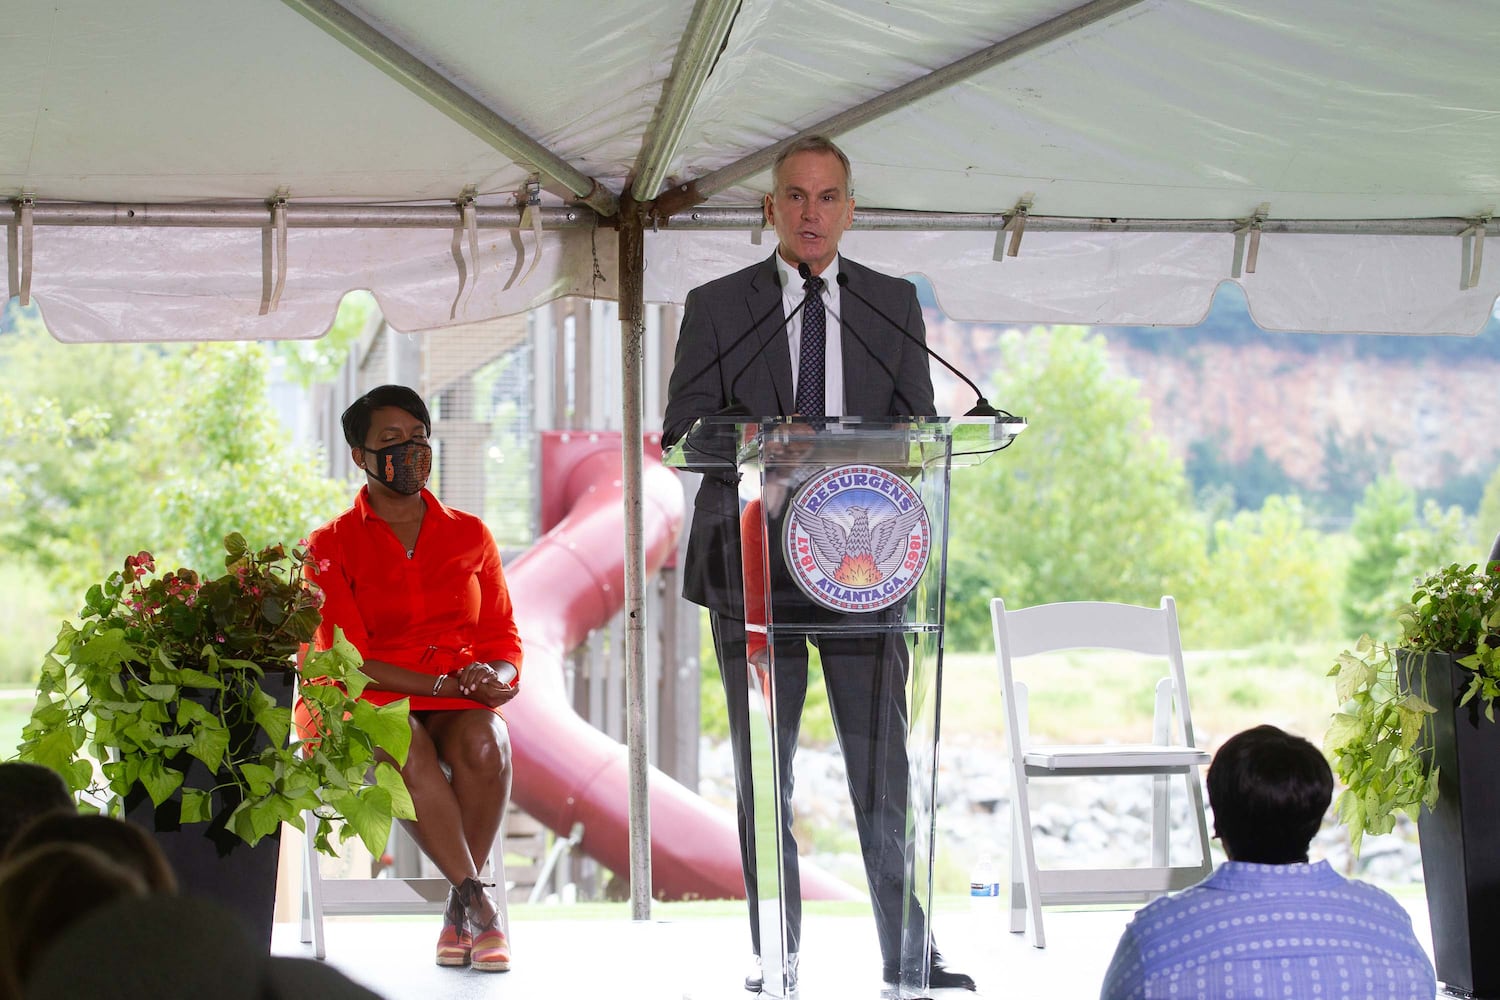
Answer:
[{"xmin": 1101, "ymin": 725, "xmax": 1435, "ymax": 999}]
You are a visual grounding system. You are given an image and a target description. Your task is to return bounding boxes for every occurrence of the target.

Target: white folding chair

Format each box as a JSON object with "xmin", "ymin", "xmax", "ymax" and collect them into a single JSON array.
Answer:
[
  {"xmin": 299, "ymin": 797, "xmax": 510, "ymax": 960},
  {"xmin": 990, "ymin": 596, "xmax": 1212, "ymax": 948}
]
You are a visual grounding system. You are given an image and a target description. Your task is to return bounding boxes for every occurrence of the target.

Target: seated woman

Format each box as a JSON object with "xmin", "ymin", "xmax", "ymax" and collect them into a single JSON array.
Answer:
[{"xmin": 306, "ymin": 384, "xmax": 522, "ymax": 973}]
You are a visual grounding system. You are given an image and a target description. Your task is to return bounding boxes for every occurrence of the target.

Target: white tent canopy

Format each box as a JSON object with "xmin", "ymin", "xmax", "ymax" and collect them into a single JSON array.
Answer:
[
  {"xmin": 7, "ymin": 0, "xmax": 1500, "ymax": 913},
  {"xmin": 5, "ymin": 0, "xmax": 1500, "ymax": 341}
]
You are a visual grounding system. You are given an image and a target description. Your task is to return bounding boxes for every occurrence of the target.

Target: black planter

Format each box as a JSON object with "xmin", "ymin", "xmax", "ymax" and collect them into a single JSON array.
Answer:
[
  {"xmin": 123, "ymin": 668, "xmax": 295, "ymax": 951},
  {"xmin": 1400, "ymin": 649, "xmax": 1500, "ymax": 999}
]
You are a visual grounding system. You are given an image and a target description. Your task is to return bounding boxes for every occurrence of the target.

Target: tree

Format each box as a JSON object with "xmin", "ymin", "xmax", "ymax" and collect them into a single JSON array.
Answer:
[
  {"xmin": 1185, "ymin": 436, "xmax": 1296, "ymax": 512},
  {"xmin": 149, "ymin": 344, "xmax": 351, "ymax": 570},
  {"xmin": 0, "ymin": 320, "xmax": 346, "ymax": 580},
  {"xmin": 0, "ymin": 321, "xmax": 165, "ymax": 584},
  {"xmin": 1188, "ymin": 495, "xmax": 1342, "ymax": 647},
  {"xmin": 1476, "ymin": 461, "xmax": 1500, "ymax": 557},
  {"xmin": 0, "ymin": 317, "xmax": 348, "ymax": 682},
  {"xmin": 273, "ymin": 290, "xmax": 376, "ymax": 387},
  {"xmin": 1342, "ymin": 472, "xmax": 1415, "ymax": 638},
  {"xmin": 943, "ymin": 326, "xmax": 1205, "ymax": 649},
  {"xmin": 1393, "ymin": 500, "xmax": 1473, "ymax": 602},
  {"xmin": 1320, "ymin": 426, "xmax": 1385, "ymax": 516}
]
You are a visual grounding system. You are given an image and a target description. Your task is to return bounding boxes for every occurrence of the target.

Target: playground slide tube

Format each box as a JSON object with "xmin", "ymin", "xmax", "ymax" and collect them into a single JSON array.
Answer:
[{"xmin": 502, "ymin": 443, "xmax": 858, "ymax": 901}]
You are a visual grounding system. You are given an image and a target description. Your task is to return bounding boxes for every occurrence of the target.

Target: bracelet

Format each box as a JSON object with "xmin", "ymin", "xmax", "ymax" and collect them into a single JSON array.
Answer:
[{"xmin": 431, "ymin": 671, "xmax": 448, "ymax": 697}]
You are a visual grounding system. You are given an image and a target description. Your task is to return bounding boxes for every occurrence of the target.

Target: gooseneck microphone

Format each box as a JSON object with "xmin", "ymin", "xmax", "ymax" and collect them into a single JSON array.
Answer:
[
  {"xmin": 837, "ymin": 311, "xmax": 917, "ymax": 417},
  {"xmin": 726, "ymin": 261, "xmax": 820, "ymax": 414},
  {"xmin": 671, "ymin": 262, "xmax": 821, "ymax": 423},
  {"xmin": 835, "ymin": 271, "xmax": 1001, "ymax": 418}
]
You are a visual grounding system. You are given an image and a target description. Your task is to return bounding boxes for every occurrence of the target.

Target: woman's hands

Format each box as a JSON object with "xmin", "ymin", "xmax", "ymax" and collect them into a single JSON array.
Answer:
[{"xmin": 447, "ymin": 661, "xmax": 519, "ymax": 707}]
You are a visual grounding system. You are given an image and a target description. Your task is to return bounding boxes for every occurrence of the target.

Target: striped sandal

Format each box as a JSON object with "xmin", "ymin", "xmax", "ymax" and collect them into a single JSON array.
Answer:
[
  {"xmin": 435, "ymin": 885, "xmax": 472, "ymax": 967},
  {"xmin": 458, "ymin": 876, "xmax": 511, "ymax": 973}
]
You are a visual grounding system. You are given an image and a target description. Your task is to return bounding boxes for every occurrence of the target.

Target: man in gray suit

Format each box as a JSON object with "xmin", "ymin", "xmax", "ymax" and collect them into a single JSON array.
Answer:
[{"xmin": 663, "ymin": 135, "xmax": 973, "ymax": 993}]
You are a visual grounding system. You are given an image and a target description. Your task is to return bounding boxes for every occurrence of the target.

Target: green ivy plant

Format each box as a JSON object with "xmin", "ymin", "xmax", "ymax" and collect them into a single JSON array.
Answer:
[
  {"xmin": 1326, "ymin": 561, "xmax": 1500, "ymax": 855},
  {"xmin": 12, "ymin": 533, "xmax": 415, "ymax": 857}
]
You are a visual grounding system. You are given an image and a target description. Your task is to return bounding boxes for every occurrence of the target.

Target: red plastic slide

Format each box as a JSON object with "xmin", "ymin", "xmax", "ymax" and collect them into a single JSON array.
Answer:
[{"xmin": 502, "ymin": 431, "xmax": 858, "ymax": 901}]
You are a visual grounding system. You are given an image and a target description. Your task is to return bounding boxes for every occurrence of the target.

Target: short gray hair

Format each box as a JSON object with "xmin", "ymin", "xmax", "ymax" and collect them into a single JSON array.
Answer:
[{"xmin": 771, "ymin": 135, "xmax": 854, "ymax": 198}]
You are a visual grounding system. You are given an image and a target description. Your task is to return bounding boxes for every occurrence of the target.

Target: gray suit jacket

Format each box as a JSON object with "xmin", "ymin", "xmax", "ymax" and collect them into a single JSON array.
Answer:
[{"xmin": 662, "ymin": 253, "xmax": 936, "ymax": 615}]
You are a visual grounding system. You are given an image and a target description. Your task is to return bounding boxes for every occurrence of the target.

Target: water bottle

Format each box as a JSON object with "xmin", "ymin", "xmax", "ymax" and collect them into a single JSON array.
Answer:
[{"xmin": 969, "ymin": 854, "xmax": 1001, "ymax": 923}]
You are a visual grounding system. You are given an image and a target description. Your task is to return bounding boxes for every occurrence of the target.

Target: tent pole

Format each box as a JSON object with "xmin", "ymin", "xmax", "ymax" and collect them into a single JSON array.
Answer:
[
  {"xmin": 280, "ymin": 0, "xmax": 617, "ymax": 217},
  {"xmin": 630, "ymin": 0, "xmax": 742, "ymax": 203},
  {"xmin": 13, "ymin": 200, "xmax": 1496, "ymax": 239},
  {"xmin": 618, "ymin": 203, "xmax": 653, "ymax": 919}
]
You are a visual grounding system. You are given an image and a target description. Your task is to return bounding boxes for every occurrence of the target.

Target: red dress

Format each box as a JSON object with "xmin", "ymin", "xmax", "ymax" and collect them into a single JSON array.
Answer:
[{"xmin": 305, "ymin": 486, "xmax": 524, "ymax": 712}]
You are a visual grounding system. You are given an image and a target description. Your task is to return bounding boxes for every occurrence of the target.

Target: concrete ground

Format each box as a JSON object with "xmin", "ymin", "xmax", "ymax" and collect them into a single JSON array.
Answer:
[{"xmin": 270, "ymin": 893, "xmax": 1439, "ymax": 1000}]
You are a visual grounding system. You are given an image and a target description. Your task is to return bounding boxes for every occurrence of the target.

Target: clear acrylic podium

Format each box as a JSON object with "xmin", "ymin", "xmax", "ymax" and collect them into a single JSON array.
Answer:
[{"xmin": 664, "ymin": 415, "xmax": 1022, "ymax": 998}]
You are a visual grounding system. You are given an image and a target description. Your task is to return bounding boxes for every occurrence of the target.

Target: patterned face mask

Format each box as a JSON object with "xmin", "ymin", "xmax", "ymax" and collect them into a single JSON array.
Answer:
[{"xmin": 363, "ymin": 439, "xmax": 432, "ymax": 495}]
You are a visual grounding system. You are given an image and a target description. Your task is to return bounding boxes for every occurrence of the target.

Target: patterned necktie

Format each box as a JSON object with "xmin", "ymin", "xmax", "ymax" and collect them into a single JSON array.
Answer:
[{"xmin": 795, "ymin": 275, "xmax": 827, "ymax": 417}]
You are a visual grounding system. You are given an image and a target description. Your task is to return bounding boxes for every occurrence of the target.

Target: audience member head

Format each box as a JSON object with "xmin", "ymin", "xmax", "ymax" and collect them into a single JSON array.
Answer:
[
  {"xmin": 1207, "ymin": 724, "xmax": 1333, "ymax": 864},
  {"xmin": 0, "ymin": 762, "xmax": 75, "ymax": 855},
  {"xmin": 22, "ymin": 894, "xmax": 268, "ymax": 1000},
  {"xmin": 6, "ymin": 813, "xmax": 177, "ymax": 893},
  {"xmin": 0, "ymin": 842, "xmax": 149, "ymax": 990},
  {"xmin": 340, "ymin": 384, "xmax": 430, "ymax": 449}
]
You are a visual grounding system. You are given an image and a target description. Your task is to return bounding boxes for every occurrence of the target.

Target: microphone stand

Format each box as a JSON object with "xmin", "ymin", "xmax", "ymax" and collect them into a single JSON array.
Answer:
[
  {"xmin": 675, "ymin": 262, "xmax": 821, "ymax": 468},
  {"xmin": 835, "ymin": 271, "xmax": 1003, "ymax": 418},
  {"xmin": 726, "ymin": 261, "xmax": 820, "ymax": 415}
]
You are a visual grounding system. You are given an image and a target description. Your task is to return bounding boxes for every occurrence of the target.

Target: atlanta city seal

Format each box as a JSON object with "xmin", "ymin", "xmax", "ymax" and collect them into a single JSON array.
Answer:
[{"xmin": 784, "ymin": 464, "xmax": 931, "ymax": 613}]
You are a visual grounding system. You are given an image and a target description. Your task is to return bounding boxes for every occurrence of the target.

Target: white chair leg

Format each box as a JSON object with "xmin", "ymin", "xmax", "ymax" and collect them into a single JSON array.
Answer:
[
  {"xmin": 1150, "ymin": 680, "xmax": 1172, "ymax": 870},
  {"xmin": 299, "ymin": 831, "xmax": 312, "ymax": 945},
  {"xmin": 488, "ymin": 813, "xmax": 511, "ymax": 939},
  {"xmin": 1009, "ymin": 800, "xmax": 1027, "ymax": 936},
  {"xmin": 1185, "ymin": 764, "xmax": 1213, "ymax": 873},
  {"xmin": 1009, "ymin": 761, "xmax": 1045, "ymax": 949},
  {"xmin": 1151, "ymin": 774, "xmax": 1170, "ymax": 869},
  {"xmin": 303, "ymin": 814, "xmax": 327, "ymax": 960}
]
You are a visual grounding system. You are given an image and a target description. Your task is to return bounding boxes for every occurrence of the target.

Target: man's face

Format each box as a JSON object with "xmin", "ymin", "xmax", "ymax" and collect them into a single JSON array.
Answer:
[{"xmin": 764, "ymin": 150, "xmax": 854, "ymax": 276}]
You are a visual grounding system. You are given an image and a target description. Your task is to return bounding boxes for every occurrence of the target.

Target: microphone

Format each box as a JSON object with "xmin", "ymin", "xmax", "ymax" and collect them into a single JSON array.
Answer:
[
  {"xmin": 835, "ymin": 271, "xmax": 1001, "ymax": 418},
  {"xmin": 726, "ymin": 261, "xmax": 820, "ymax": 414},
  {"xmin": 837, "ymin": 310, "xmax": 918, "ymax": 418}
]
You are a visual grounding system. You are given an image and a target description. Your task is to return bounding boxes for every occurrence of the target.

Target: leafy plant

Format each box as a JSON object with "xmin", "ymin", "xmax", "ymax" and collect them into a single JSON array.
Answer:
[
  {"xmin": 944, "ymin": 325, "xmax": 1204, "ymax": 649},
  {"xmin": 1325, "ymin": 562, "xmax": 1500, "ymax": 854},
  {"xmin": 12, "ymin": 533, "xmax": 415, "ymax": 856}
]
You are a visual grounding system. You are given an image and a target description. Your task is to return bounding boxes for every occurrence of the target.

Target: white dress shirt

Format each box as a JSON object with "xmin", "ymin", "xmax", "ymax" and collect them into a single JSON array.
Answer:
[{"xmin": 775, "ymin": 252, "xmax": 845, "ymax": 417}]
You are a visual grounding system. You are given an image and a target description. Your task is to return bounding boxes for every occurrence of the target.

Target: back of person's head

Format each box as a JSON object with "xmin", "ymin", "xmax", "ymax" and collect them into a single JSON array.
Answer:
[
  {"xmin": 21, "ymin": 894, "xmax": 270, "ymax": 1000},
  {"xmin": 340, "ymin": 384, "xmax": 430, "ymax": 449},
  {"xmin": 1207, "ymin": 724, "xmax": 1333, "ymax": 864},
  {"xmin": 6, "ymin": 813, "xmax": 177, "ymax": 893},
  {"xmin": 0, "ymin": 841, "xmax": 149, "ymax": 991},
  {"xmin": 0, "ymin": 762, "xmax": 75, "ymax": 856}
]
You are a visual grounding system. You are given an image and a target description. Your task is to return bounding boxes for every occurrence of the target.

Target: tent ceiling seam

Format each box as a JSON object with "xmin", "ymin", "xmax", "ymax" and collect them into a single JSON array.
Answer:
[
  {"xmin": 631, "ymin": 0, "xmax": 743, "ymax": 204},
  {"xmin": 652, "ymin": 0, "xmax": 1149, "ymax": 216},
  {"xmin": 279, "ymin": 0, "xmax": 619, "ymax": 217}
]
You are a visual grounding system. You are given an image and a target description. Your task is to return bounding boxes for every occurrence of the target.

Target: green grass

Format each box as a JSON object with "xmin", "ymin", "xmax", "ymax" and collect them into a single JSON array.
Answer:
[
  {"xmin": 7, "ymin": 641, "xmax": 1349, "ymax": 792},
  {"xmin": 0, "ymin": 693, "xmax": 31, "ymax": 756},
  {"xmin": 701, "ymin": 588, "xmax": 1347, "ymax": 754},
  {"xmin": 937, "ymin": 642, "xmax": 1346, "ymax": 752},
  {"xmin": 0, "ymin": 558, "xmax": 73, "ymax": 687}
]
